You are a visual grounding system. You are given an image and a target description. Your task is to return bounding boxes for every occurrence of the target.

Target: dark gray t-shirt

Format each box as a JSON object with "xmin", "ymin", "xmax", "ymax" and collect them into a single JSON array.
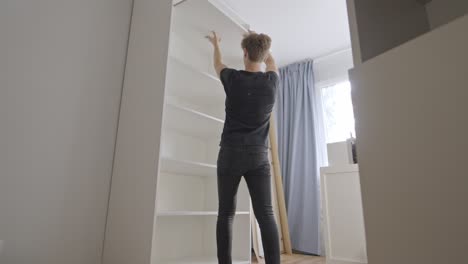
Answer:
[{"xmin": 219, "ymin": 68, "xmax": 279, "ymax": 147}]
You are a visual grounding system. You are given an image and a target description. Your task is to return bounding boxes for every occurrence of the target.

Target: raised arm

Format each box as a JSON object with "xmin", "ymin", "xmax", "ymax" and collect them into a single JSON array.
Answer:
[
  {"xmin": 264, "ymin": 52, "xmax": 279, "ymax": 75},
  {"xmin": 206, "ymin": 31, "xmax": 227, "ymax": 77}
]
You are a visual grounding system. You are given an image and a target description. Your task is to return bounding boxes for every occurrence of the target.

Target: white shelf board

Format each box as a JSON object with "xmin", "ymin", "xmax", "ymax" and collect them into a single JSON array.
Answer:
[
  {"xmin": 166, "ymin": 57, "xmax": 226, "ymax": 105},
  {"xmin": 163, "ymin": 102, "xmax": 224, "ymax": 138},
  {"xmin": 160, "ymin": 256, "xmax": 249, "ymax": 264},
  {"xmin": 160, "ymin": 157, "xmax": 217, "ymax": 177},
  {"xmin": 157, "ymin": 211, "xmax": 250, "ymax": 216},
  {"xmin": 169, "ymin": 56, "xmax": 220, "ymax": 83},
  {"xmin": 171, "ymin": 0, "xmax": 247, "ymax": 67}
]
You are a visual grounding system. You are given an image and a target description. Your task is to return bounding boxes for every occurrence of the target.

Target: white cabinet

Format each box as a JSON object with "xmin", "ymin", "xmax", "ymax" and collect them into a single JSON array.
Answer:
[{"xmin": 321, "ymin": 165, "xmax": 367, "ymax": 264}]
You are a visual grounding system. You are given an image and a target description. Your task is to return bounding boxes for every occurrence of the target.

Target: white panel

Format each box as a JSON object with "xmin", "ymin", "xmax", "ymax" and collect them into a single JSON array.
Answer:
[
  {"xmin": 169, "ymin": 33, "xmax": 210, "ymax": 70},
  {"xmin": 202, "ymin": 216, "xmax": 251, "ymax": 261},
  {"xmin": 102, "ymin": 0, "xmax": 173, "ymax": 263},
  {"xmin": 153, "ymin": 216, "xmax": 250, "ymax": 263},
  {"xmin": 321, "ymin": 166, "xmax": 367, "ymax": 264},
  {"xmin": 157, "ymin": 173, "xmax": 250, "ymax": 213},
  {"xmin": 0, "ymin": 0, "xmax": 132, "ymax": 263},
  {"xmin": 157, "ymin": 173, "xmax": 206, "ymax": 212},
  {"xmin": 166, "ymin": 96, "xmax": 225, "ymax": 120},
  {"xmin": 163, "ymin": 103, "xmax": 224, "ymax": 139},
  {"xmin": 350, "ymin": 14, "xmax": 468, "ymax": 264},
  {"xmin": 165, "ymin": 57, "xmax": 226, "ymax": 108},
  {"xmin": 153, "ymin": 217, "xmax": 206, "ymax": 262},
  {"xmin": 160, "ymin": 157, "xmax": 217, "ymax": 177},
  {"xmin": 161, "ymin": 131, "xmax": 209, "ymax": 163}
]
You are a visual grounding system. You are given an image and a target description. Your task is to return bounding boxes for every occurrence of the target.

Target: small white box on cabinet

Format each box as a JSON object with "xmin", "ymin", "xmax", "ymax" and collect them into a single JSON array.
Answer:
[{"xmin": 327, "ymin": 141, "xmax": 351, "ymax": 166}]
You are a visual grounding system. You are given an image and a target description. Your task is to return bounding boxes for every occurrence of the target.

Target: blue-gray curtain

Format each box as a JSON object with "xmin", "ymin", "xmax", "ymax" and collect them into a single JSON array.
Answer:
[{"xmin": 276, "ymin": 60, "xmax": 321, "ymax": 255}]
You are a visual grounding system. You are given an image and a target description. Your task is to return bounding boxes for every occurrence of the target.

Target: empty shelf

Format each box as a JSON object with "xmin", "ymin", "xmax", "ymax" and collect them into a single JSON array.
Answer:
[
  {"xmin": 166, "ymin": 57, "xmax": 226, "ymax": 105},
  {"xmin": 163, "ymin": 103, "xmax": 224, "ymax": 138},
  {"xmin": 160, "ymin": 157, "xmax": 217, "ymax": 177}
]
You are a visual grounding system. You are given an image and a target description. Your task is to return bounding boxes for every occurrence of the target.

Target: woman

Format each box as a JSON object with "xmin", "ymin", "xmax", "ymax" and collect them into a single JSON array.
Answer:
[{"xmin": 206, "ymin": 31, "xmax": 280, "ymax": 264}]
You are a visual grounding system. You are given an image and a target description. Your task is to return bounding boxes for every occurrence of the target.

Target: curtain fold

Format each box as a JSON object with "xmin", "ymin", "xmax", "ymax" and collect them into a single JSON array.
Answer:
[{"xmin": 275, "ymin": 60, "xmax": 326, "ymax": 255}]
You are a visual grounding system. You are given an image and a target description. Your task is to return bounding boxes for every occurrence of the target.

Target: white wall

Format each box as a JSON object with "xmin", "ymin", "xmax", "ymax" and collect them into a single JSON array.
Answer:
[
  {"xmin": 426, "ymin": 0, "xmax": 468, "ymax": 28},
  {"xmin": 350, "ymin": 14, "xmax": 468, "ymax": 264},
  {"xmin": 0, "ymin": 1, "xmax": 133, "ymax": 263},
  {"xmin": 314, "ymin": 49, "xmax": 353, "ymax": 87}
]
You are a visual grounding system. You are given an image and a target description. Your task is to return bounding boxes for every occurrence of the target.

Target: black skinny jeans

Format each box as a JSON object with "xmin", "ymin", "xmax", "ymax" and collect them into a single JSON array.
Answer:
[{"xmin": 216, "ymin": 145, "xmax": 280, "ymax": 264}]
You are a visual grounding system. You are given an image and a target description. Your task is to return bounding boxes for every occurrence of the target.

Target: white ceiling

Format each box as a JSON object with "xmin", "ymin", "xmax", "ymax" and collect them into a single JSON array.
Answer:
[{"xmin": 222, "ymin": 0, "xmax": 352, "ymax": 66}]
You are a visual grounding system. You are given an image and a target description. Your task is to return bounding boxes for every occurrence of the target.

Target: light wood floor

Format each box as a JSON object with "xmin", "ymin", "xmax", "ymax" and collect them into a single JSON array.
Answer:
[{"xmin": 253, "ymin": 254, "xmax": 325, "ymax": 264}]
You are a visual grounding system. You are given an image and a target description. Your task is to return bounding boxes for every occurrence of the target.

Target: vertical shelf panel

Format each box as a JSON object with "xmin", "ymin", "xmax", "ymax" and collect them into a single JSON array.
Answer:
[{"xmin": 102, "ymin": 1, "xmax": 173, "ymax": 263}]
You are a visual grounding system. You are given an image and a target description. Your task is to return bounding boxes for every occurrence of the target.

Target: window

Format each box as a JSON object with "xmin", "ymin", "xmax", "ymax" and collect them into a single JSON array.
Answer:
[{"xmin": 320, "ymin": 81, "xmax": 356, "ymax": 143}]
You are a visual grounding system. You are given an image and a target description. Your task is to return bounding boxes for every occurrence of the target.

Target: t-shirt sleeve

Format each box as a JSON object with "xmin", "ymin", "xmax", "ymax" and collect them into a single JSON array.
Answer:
[
  {"xmin": 266, "ymin": 71, "xmax": 279, "ymax": 83},
  {"xmin": 266, "ymin": 71, "xmax": 280, "ymax": 92},
  {"xmin": 220, "ymin": 68, "xmax": 236, "ymax": 95}
]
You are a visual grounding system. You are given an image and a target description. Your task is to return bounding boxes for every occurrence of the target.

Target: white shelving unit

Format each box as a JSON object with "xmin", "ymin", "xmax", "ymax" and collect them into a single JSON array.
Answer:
[{"xmin": 152, "ymin": 1, "xmax": 251, "ymax": 263}]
